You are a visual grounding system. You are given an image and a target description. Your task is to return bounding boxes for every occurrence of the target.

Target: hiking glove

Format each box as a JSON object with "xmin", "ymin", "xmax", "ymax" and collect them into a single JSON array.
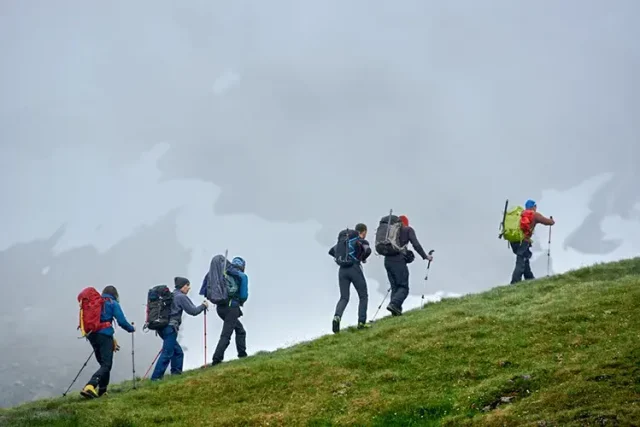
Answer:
[{"xmin": 113, "ymin": 339, "xmax": 120, "ymax": 352}]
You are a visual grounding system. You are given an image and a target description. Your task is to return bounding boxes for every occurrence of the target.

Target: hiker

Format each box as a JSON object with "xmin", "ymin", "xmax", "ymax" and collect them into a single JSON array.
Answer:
[
  {"xmin": 510, "ymin": 199, "xmax": 555, "ymax": 284},
  {"xmin": 80, "ymin": 285, "xmax": 135, "ymax": 399},
  {"xmin": 328, "ymin": 223, "xmax": 372, "ymax": 332},
  {"xmin": 150, "ymin": 277, "xmax": 208, "ymax": 380},
  {"xmin": 203, "ymin": 256, "xmax": 249, "ymax": 367},
  {"xmin": 379, "ymin": 214, "xmax": 433, "ymax": 316}
]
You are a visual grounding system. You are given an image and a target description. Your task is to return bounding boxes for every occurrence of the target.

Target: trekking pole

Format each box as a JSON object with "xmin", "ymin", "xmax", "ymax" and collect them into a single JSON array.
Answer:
[
  {"xmin": 62, "ymin": 350, "xmax": 94, "ymax": 396},
  {"xmin": 142, "ymin": 350, "xmax": 162, "ymax": 380},
  {"xmin": 371, "ymin": 288, "xmax": 391, "ymax": 322},
  {"xmin": 547, "ymin": 218, "xmax": 553, "ymax": 277},
  {"xmin": 131, "ymin": 322, "xmax": 136, "ymax": 389},
  {"xmin": 203, "ymin": 308, "xmax": 208, "ymax": 367},
  {"xmin": 421, "ymin": 249, "xmax": 435, "ymax": 309}
]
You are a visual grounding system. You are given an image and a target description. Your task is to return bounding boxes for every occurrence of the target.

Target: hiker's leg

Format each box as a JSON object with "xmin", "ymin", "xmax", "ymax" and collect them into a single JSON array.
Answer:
[
  {"xmin": 88, "ymin": 334, "xmax": 113, "ymax": 389},
  {"xmin": 384, "ymin": 257, "xmax": 399, "ymax": 304},
  {"xmin": 352, "ymin": 266, "xmax": 369, "ymax": 324},
  {"xmin": 393, "ymin": 261, "xmax": 410, "ymax": 311},
  {"xmin": 170, "ymin": 340, "xmax": 184, "ymax": 375},
  {"xmin": 509, "ymin": 242, "xmax": 519, "ymax": 255},
  {"xmin": 523, "ymin": 242, "xmax": 535, "ymax": 280},
  {"xmin": 387, "ymin": 258, "xmax": 408, "ymax": 311},
  {"xmin": 235, "ymin": 318, "xmax": 247, "ymax": 358},
  {"xmin": 512, "ymin": 241, "xmax": 533, "ymax": 284},
  {"xmin": 151, "ymin": 326, "xmax": 176, "ymax": 380},
  {"xmin": 212, "ymin": 306, "xmax": 238, "ymax": 364},
  {"xmin": 85, "ymin": 335, "xmax": 102, "ymax": 388},
  {"xmin": 91, "ymin": 337, "xmax": 108, "ymax": 395},
  {"xmin": 333, "ymin": 267, "xmax": 351, "ymax": 319},
  {"xmin": 510, "ymin": 242, "xmax": 525, "ymax": 284}
]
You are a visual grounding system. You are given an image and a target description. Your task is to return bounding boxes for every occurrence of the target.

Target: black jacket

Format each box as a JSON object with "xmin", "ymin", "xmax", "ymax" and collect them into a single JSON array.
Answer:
[{"xmin": 396, "ymin": 226, "xmax": 429, "ymax": 260}]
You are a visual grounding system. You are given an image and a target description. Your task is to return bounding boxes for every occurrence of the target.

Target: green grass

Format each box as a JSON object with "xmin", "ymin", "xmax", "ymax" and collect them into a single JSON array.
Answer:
[{"xmin": 2, "ymin": 258, "xmax": 640, "ymax": 426}]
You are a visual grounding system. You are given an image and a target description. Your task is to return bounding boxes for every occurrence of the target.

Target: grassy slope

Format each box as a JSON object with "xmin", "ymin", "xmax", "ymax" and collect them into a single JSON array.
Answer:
[{"xmin": 1, "ymin": 258, "xmax": 639, "ymax": 427}]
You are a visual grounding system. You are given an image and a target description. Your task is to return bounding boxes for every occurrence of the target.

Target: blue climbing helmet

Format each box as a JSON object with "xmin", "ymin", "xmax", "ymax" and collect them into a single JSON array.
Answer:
[{"xmin": 231, "ymin": 256, "xmax": 246, "ymax": 272}]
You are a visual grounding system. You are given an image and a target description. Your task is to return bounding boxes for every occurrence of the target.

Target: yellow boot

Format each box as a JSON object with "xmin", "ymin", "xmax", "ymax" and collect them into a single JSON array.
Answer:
[{"xmin": 80, "ymin": 384, "xmax": 98, "ymax": 399}]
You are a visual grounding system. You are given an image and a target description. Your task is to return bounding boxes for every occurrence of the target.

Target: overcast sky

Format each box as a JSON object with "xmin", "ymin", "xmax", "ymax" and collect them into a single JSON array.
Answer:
[{"xmin": 1, "ymin": 0, "xmax": 639, "ymax": 407}]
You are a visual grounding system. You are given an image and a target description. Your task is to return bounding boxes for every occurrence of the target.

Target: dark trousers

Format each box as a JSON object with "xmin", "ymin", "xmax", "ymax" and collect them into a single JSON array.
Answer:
[
  {"xmin": 86, "ymin": 333, "xmax": 114, "ymax": 392},
  {"xmin": 334, "ymin": 264, "xmax": 369, "ymax": 324},
  {"xmin": 510, "ymin": 241, "xmax": 534, "ymax": 284},
  {"xmin": 384, "ymin": 255, "xmax": 410, "ymax": 311},
  {"xmin": 151, "ymin": 325, "xmax": 184, "ymax": 380},
  {"xmin": 212, "ymin": 305, "xmax": 247, "ymax": 364}
]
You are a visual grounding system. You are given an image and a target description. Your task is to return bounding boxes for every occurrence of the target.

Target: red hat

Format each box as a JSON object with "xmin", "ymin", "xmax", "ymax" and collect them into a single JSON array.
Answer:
[{"xmin": 399, "ymin": 215, "xmax": 409, "ymax": 226}]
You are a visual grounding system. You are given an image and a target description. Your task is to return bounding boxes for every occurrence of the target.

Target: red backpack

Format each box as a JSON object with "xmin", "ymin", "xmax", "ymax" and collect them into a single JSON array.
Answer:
[
  {"xmin": 77, "ymin": 287, "xmax": 112, "ymax": 337},
  {"xmin": 519, "ymin": 209, "xmax": 536, "ymax": 239}
]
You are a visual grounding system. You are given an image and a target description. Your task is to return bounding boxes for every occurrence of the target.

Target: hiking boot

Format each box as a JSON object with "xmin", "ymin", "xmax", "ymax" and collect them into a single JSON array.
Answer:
[
  {"xmin": 80, "ymin": 384, "xmax": 98, "ymax": 399},
  {"xmin": 98, "ymin": 388, "xmax": 108, "ymax": 397},
  {"xmin": 238, "ymin": 352, "xmax": 248, "ymax": 359},
  {"xmin": 386, "ymin": 304, "xmax": 402, "ymax": 316},
  {"xmin": 357, "ymin": 322, "xmax": 370, "ymax": 330},
  {"xmin": 332, "ymin": 316, "xmax": 341, "ymax": 334}
]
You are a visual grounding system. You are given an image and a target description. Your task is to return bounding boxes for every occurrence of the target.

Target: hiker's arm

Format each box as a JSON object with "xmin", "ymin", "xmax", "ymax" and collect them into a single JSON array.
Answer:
[
  {"xmin": 359, "ymin": 239, "xmax": 372, "ymax": 262},
  {"xmin": 180, "ymin": 295, "xmax": 206, "ymax": 316},
  {"xmin": 535, "ymin": 212, "xmax": 555, "ymax": 226},
  {"xmin": 113, "ymin": 303, "xmax": 135, "ymax": 333},
  {"xmin": 408, "ymin": 227, "xmax": 429, "ymax": 260},
  {"xmin": 328, "ymin": 245, "xmax": 336, "ymax": 257}
]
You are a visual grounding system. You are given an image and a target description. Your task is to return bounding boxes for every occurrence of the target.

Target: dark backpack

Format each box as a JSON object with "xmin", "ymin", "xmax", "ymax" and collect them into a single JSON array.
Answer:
[
  {"xmin": 374, "ymin": 214, "xmax": 407, "ymax": 256},
  {"xmin": 145, "ymin": 285, "xmax": 174, "ymax": 331},
  {"xmin": 333, "ymin": 228, "xmax": 360, "ymax": 267},
  {"xmin": 201, "ymin": 254, "xmax": 242, "ymax": 304}
]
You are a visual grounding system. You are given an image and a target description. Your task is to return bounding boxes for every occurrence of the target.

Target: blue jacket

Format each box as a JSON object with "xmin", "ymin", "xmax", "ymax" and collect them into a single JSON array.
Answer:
[
  {"xmin": 200, "ymin": 269, "xmax": 249, "ymax": 307},
  {"xmin": 97, "ymin": 293, "xmax": 135, "ymax": 336}
]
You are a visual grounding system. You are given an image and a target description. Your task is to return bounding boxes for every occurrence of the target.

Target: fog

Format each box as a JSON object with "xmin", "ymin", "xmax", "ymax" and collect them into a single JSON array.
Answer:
[{"xmin": 1, "ymin": 0, "xmax": 638, "ymax": 407}]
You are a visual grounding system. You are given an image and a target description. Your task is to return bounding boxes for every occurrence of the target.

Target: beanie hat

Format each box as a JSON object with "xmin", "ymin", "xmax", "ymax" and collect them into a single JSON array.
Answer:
[
  {"xmin": 399, "ymin": 215, "xmax": 409, "ymax": 227},
  {"xmin": 174, "ymin": 276, "xmax": 190, "ymax": 289},
  {"xmin": 525, "ymin": 199, "xmax": 536, "ymax": 209}
]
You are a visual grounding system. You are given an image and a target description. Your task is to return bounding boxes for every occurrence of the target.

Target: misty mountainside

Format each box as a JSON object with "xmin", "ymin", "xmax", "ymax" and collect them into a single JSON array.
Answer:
[
  {"xmin": 2, "ymin": 0, "xmax": 640, "ymax": 413},
  {"xmin": 1, "ymin": 150, "xmax": 638, "ymax": 409},
  {"xmin": 2, "ymin": 257, "xmax": 639, "ymax": 426}
]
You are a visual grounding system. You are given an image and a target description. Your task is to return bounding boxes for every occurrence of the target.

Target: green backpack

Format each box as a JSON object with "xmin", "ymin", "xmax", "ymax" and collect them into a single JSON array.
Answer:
[
  {"xmin": 499, "ymin": 199, "xmax": 525, "ymax": 244},
  {"xmin": 224, "ymin": 273, "xmax": 239, "ymax": 298},
  {"xmin": 503, "ymin": 206, "xmax": 525, "ymax": 243}
]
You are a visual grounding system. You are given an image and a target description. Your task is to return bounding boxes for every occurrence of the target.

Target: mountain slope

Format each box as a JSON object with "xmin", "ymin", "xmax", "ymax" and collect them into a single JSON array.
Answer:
[{"xmin": 2, "ymin": 258, "xmax": 639, "ymax": 426}]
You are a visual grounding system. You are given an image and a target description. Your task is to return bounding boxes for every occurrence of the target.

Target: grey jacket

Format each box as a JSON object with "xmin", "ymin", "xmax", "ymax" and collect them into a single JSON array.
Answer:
[{"xmin": 169, "ymin": 289, "xmax": 207, "ymax": 330}]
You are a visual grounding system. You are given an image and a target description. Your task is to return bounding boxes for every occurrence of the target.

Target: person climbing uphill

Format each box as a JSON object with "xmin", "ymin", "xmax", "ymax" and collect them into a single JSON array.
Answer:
[
  {"xmin": 378, "ymin": 214, "xmax": 433, "ymax": 316},
  {"xmin": 510, "ymin": 199, "xmax": 555, "ymax": 284},
  {"xmin": 80, "ymin": 285, "xmax": 135, "ymax": 399},
  {"xmin": 150, "ymin": 277, "xmax": 208, "ymax": 381},
  {"xmin": 329, "ymin": 223, "xmax": 372, "ymax": 333},
  {"xmin": 207, "ymin": 256, "xmax": 249, "ymax": 367}
]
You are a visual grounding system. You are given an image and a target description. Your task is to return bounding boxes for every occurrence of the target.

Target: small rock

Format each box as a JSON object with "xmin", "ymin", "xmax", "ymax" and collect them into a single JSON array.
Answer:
[
  {"xmin": 522, "ymin": 374, "xmax": 531, "ymax": 380},
  {"xmin": 482, "ymin": 405, "xmax": 491, "ymax": 412},
  {"xmin": 500, "ymin": 396, "xmax": 514, "ymax": 403}
]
